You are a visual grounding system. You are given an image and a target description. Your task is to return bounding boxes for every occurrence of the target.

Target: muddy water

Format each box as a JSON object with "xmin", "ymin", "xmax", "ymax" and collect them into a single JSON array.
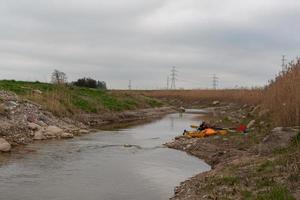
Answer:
[{"xmin": 0, "ymin": 113, "xmax": 210, "ymax": 200}]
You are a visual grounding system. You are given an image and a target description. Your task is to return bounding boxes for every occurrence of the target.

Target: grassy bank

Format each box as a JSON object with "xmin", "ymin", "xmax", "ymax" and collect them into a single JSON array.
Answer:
[
  {"xmin": 168, "ymin": 102, "xmax": 300, "ymax": 199},
  {"xmin": 0, "ymin": 80, "xmax": 163, "ymax": 117},
  {"xmin": 196, "ymin": 131, "xmax": 300, "ymax": 199}
]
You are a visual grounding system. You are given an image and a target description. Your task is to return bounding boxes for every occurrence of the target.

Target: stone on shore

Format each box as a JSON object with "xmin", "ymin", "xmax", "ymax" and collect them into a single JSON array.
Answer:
[
  {"xmin": 79, "ymin": 129, "xmax": 89, "ymax": 134},
  {"xmin": 28, "ymin": 122, "xmax": 41, "ymax": 131},
  {"xmin": 33, "ymin": 130, "xmax": 46, "ymax": 140},
  {"xmin": 212, "ymin": 101, "xmax": 220, "ymax": 105},
  {"xmin": 61, "ymin": 132, "xmax": 74, "ymax": 139},
  {"xmin": 0, "ymin": 138, "xmax": 11, "ymax": 152},
  {"xmin": 44, "ymin": 126, "xmax": 63, "ymax": 138},
  {"xmin": 4, "ymin": 101, "xmax": 19, "ymax": 111}
]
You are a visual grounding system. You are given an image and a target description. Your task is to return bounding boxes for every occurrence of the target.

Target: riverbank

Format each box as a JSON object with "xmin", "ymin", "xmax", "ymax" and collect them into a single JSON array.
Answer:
[
  {"xmin": 0, "ymin": 89, "xmax": 175, "ymax": 153},
  {"xmin": 166, "ymin": 103, "xmax": 300, "ymax": 199}
]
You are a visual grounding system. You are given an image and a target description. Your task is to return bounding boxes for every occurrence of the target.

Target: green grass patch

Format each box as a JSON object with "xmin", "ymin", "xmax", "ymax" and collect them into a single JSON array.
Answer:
[
  {"xmin": 146, "ymin": 98, "xmax": 163, "ymax": 108},
  {"xmin": 257, "ymin": 185, "xmax": 294, "ymax": 200},
  {"xmin": 256, "ymin": 177, "xmax": 276, "ymax": 188},
  {"xmin": 0, "ymin": 80, "xmax": 54, "ymax": 94},
  {"xmin": 219, "ymin": 176, "xmax": 240, "ymax": 186},
  {"xmin": 242, "ymin": 190, "xmax": 253, "ymax": 199},
  {"xmin": 0, "ymin": 80, "xmax": 162, "ymax": 115},
  {"xmin": 71, "ymin": 97, "xmax": 96, "ymax": 113}
]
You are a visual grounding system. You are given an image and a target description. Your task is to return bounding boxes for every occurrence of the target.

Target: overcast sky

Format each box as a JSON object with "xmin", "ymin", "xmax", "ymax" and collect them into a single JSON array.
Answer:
[{"xmin": 1, "ymin": 0, "xmax": 300, "ymax": 89}]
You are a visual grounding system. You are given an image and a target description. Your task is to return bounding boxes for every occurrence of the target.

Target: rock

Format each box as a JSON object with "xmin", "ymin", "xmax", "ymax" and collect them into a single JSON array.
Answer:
[
  {"xmin": 272, "ymin": 127, "xmax": 283, "ymax": 132},
  {"xmin": 26, "ymin": 113, "xmax": 37, "ymax": 123},
  {"xmin": 61, "ymin": 132, "xmax": 74, "ymax": 139},
  {"xmin": 36, "ymin": 120, "xmax": 48, "ymax": 127},
  {"xmin": 0, "ymin": 138, "xmax": 11, "ymax": 152},
  {"xmin": 247, "ymin": 120, "xmax": 256, "ymax": 129},
  {"xmin": 0, "ymin": 90, "xmax": 18, "ymax": 101},
  {"xmin": 44, "ymin": 126, "xmax": 63, "ymax": 138},
  {"xmin": 212, "ymin": 101, "xmax": 220, "ymax": 105},
  {"xmin": 32, "ymin": 89, "xmax": 42, "ymax": 95},
  {"xmin": 38, "ymin": 115, "xmax": 49, "ymax": 124},
  {"xmin": 4, "ymin": 101, "xmax": 19, "ymax": 111},
  {"xmin": 33, "ymin": 130, "xmax": 46, "ymax": 140},
  {"xmin": 79, "ymin": 129, "xmax": 89, "ymax": 134},
  {"xmin": 28, "ymin": 122, "xmax": 41, "ymax": 131},
  {"xmin": 124, "ymin": 144, "xmax": 133, "ymax": 148}
]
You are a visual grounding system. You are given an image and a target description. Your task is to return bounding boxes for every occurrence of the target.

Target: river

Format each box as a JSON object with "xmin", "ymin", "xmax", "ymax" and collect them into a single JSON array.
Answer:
[{"xmin": 0, "ymin": 113, "xmax": 210, "ymax": 200}]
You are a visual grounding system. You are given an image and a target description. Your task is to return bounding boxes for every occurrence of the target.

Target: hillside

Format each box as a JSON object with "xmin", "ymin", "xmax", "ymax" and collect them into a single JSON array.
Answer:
[{"xmin": 0, "ymin": 80, "xmax": 163, "ymax": 117}]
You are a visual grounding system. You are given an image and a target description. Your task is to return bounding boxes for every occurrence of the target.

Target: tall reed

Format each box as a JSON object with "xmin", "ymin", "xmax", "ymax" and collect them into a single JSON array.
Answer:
[
  {"xmin": 144, "ymin": 58, "xmax": 300, "ymax": 127},
  {"xmin": 263, "ymin": 59, "xmax": 300, "ymax": 126}
]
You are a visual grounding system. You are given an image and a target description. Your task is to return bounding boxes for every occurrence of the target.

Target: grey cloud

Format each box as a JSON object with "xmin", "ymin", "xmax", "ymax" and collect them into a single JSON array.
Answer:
[{"xmin": 0, "ymin": 0, "xmax": 300, "ymax": 89}]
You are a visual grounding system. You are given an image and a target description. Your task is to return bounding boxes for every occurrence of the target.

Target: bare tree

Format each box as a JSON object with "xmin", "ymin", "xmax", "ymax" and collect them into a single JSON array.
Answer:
[{"xmin": 51, "ymin": 69, "xmax": 67, "ymax": 84}]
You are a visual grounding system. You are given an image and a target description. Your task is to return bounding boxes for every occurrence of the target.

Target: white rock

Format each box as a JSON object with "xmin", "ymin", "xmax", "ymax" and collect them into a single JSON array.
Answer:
[
  {"xmin": 33, "ymin": 130, "xmax": 46, "ymax": 140},
  {"xmin": 0, "ymin": 138, "xmax": 11, "ymax": 152},
  {"xmin": 61, "ymin": 132, "xmax": 74, "ymax": 139},
  {"xmin": 212, "ymin": 101, "xmax": 220, "ymax": 105},
  {"xmin": 272, "ymin": 127, "xmax": 283, "ymax": 132},
  {"xmin": 28, "ymin": 122, "xmax": 41, "ymax": 131},
  {"xmin": 32, "ymin": 89, "xmax": 43, "ymax": 94},
  {"xmin": 79, "ymin": 129, "xmax": 89, "ymax": 134},
  {"xmin": 44, "ymin": 126, "xmax": 63, "ymax": 137},
  {"xmin": 247, "ymin": 120, "xmax": 256, "ymax": 129},
  {"xmin": 5, "ymin": 101, "xmax": 19, "ymax": 110}
]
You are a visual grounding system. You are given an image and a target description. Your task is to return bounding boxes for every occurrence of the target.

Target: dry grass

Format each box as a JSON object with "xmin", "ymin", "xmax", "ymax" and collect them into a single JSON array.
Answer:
[
  {"xmin": 263, "ymin": 59, "xmax": 300, "ymax": 126},
  {"xmin": 143, "ymin": 59, "xmax": 300, "ymax": 127},
  {"xmin": 26, "ymin": 86, "xmax": 74, "ymax": 116},
  {"xmin": 143, "ymin": 89, "xmax": 264, "ymax": 106}
]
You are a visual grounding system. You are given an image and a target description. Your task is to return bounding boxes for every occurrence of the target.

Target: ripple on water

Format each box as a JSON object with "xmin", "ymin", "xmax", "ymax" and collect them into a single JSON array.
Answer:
[{"xmin": 0, "ymin": 113, "xmax": 210, "ymax": 200}]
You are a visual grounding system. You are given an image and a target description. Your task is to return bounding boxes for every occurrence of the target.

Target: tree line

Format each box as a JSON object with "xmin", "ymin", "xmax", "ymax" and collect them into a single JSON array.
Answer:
[{"xmin": 51, "ymin": 69, "xmax": 107, "ymax": 90}]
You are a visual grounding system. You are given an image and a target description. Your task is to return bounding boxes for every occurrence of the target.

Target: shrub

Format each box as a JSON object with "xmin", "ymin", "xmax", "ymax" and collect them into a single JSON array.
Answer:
[{"xmin": 73, "ymin": 77, "xmax": 107, "ymax": 90}]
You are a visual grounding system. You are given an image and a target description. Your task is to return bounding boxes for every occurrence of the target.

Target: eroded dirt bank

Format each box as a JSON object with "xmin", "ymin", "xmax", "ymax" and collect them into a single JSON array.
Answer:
[
  {"xmin": 166, "ymin": 103, "xmax": 300, "ymax": 199},
  {"xmin": 0, "ymin": 90, "xmax": 175, "ymax": 152}
]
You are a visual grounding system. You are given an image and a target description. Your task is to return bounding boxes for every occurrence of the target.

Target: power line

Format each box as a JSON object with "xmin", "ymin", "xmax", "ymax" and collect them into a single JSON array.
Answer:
[
  {"xmin": 212, "ymin": 74, "xmax": 218, "ymax": 89},
  {"xmin": 170, "ymin": 66, "xmax": 178, "ymax": 90}
]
